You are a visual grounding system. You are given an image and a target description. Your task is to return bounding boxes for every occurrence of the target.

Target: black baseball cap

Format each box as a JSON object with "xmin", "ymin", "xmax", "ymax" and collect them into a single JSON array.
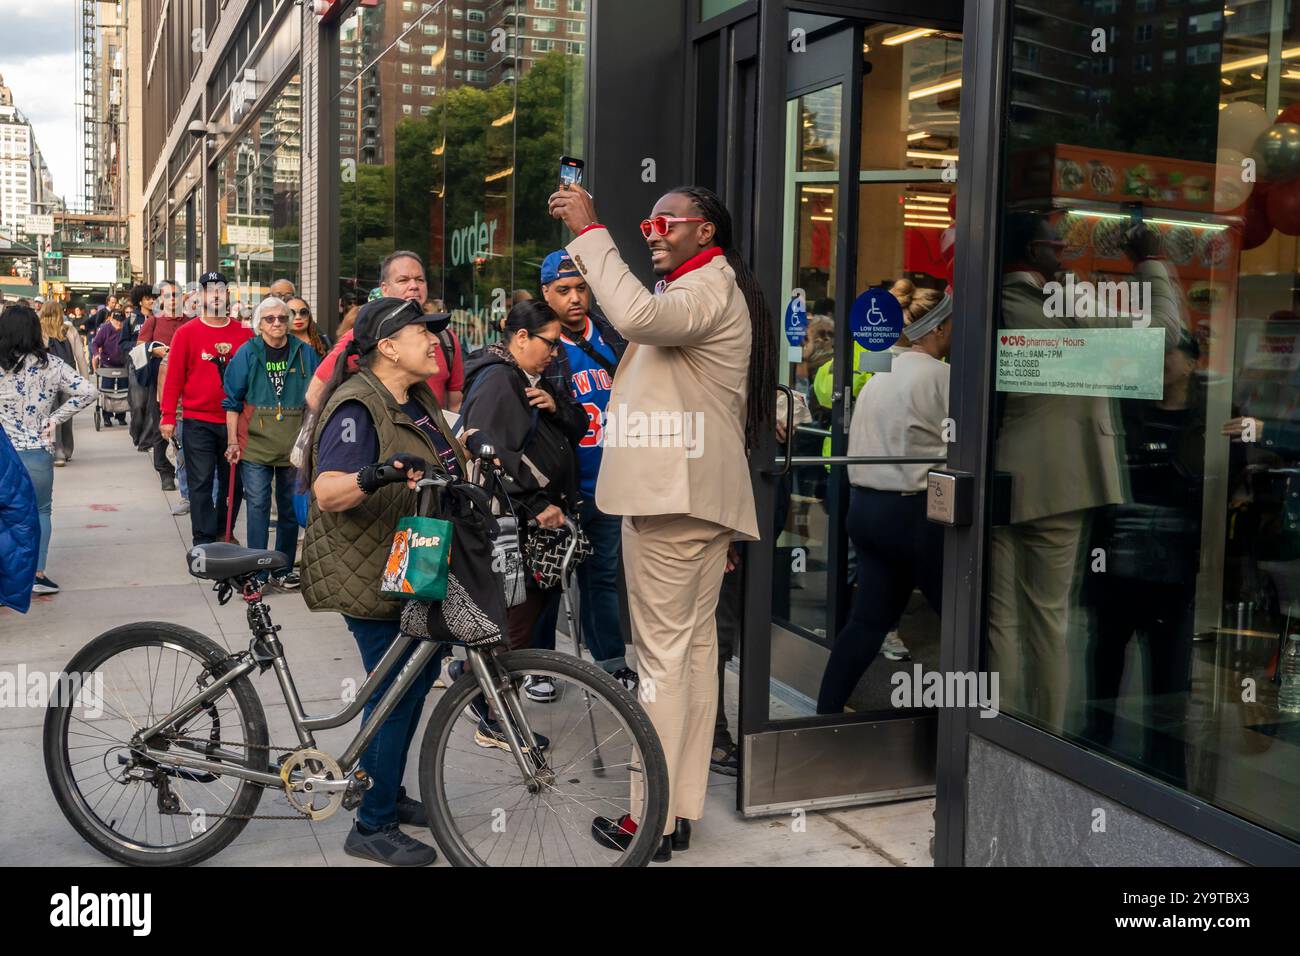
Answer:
[
  {"xmin": 353, "ymin": 296, "xmax": 450, "ymax": 354},
  {"xmin": 198, "ymin": 270, "xmax": 228, "ymax": 287}
]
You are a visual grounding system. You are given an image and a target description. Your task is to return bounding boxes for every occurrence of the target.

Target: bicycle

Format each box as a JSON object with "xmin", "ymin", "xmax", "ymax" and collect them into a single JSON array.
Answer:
[{"xmin": 43, "ymin": 468, "xmax": 669, "ymax": 867}]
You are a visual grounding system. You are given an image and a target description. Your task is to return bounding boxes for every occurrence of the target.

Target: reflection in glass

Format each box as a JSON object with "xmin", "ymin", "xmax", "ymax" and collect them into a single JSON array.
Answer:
[
  {"xmin": 216, "ymin": 75, "xmax": 301, "ymax": 300},
  {"xmin": 993, "ymin": 0, "xmax": 1300, "ymax": 842},
  {"xmin": 335, "ymin": 0, "xmax": 585, "ymax": 344}
]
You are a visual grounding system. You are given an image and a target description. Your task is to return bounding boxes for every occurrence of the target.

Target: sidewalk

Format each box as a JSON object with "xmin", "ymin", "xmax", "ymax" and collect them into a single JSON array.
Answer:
[{"xmin": 0, "ymin": 413, "xmax": 934, "ymax": 867}]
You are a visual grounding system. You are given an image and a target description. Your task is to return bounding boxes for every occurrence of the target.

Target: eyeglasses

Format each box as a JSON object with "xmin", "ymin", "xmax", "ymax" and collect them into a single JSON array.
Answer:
[
  {"xmin": 260, "ymin": 313, "xmax": 289, "ymax": 325},
  {"xmin": 291, "ymin": 308, "xmax": 311, "ymax": 317},
  {"xmin": 640, "ymin": 216, "xmax": 708, "ymax": 239},
  {"xmin": 530, "ymin": 332, "xmax": 562, "ymax": 353}
]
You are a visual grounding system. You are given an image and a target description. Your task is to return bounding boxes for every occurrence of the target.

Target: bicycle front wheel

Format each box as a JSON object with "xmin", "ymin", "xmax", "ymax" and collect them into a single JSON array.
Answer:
[{"xmin": 419, "ymin": 649, "xmax": 669, "ymax": 866}]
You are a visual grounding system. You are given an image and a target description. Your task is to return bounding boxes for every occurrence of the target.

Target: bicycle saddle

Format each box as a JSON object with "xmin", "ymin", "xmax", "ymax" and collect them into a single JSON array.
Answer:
[{"xmin": 186, "ymin": 542, "xmax": 290, "ymax": 581}]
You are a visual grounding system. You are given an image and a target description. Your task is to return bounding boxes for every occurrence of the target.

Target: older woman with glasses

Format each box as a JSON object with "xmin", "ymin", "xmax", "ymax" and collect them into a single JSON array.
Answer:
[
  {"xmin": 286, "ymin": 297, "xmax": 330, "ymax": 357},
  {"xmin": 222, "ymin": 296, "xmax": 322, "ymax": 589}
]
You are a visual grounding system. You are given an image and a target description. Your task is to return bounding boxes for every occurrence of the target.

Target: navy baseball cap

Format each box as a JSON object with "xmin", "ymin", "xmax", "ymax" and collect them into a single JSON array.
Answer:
[
  {"xmin": 540, "ymin": 250, "xmax": 582, "ymax": 286},
  {"xmin": 198, "ymin": 270, "xmax": 228, "ymax": 287},
  {"xmin": 353, "ymin": 297, "xmax": 450, "ymax": 354}
]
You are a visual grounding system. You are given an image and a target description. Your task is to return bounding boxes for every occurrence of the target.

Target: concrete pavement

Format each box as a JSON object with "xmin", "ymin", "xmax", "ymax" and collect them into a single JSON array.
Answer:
[{"xmin": 0, "ymin": 412, "xmax": 934, "ymax": 866}]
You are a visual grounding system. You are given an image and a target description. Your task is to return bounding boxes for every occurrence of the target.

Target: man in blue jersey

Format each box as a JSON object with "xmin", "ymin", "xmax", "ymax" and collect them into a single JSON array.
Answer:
[{"xmin": 532, "ymin": 250, "xmax": 638, "ymax": 691}]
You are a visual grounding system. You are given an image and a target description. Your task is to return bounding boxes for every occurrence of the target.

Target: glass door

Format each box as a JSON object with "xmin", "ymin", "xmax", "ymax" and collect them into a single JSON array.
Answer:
[{"xmin": 740, "ymin": 8, "xmax": 963, "ymax": 814}]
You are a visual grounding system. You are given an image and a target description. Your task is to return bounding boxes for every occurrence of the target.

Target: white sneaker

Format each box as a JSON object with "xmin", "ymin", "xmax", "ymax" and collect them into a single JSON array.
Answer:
[
  {"xmin": 880, "ymin": 631, "xmax": 911, "ymax": 661},
  {"xmin": 522, "ymin": 675, "xmax": 557, "ymax": 703}
]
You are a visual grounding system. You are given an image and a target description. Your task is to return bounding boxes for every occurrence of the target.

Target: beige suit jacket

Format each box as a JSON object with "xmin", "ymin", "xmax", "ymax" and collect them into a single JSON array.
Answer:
[{"xmin": 566, "ymin": 227, "xmax": 758, "ymax": 540}]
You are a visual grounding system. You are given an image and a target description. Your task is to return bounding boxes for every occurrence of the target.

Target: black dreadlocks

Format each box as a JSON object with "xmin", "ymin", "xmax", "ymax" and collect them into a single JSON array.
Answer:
[{"xmin": 667, "ymin": 185, "xmax": 778, "ymax": 452}]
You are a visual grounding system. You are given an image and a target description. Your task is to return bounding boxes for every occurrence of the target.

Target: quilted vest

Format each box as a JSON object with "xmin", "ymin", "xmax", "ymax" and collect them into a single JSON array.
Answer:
[{"xmin": 300, "ymin": 369, "xmax": 467, "ymax": 620}]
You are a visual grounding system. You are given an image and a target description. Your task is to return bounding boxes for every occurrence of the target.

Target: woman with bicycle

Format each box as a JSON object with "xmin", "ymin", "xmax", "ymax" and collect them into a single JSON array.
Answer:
[
  {"xmin": 299, "ymin": 296, "xmax": 468, "ymax": 867},
  {"xmin": 458, "ymin": 300, "xmax": 588, "ymax": 703}
]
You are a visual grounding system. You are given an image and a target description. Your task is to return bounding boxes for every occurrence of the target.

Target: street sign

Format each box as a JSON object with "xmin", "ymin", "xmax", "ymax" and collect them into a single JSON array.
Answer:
[{"xmin": 23, "ymin": 214, "xmax": 54, "ymax": 236}]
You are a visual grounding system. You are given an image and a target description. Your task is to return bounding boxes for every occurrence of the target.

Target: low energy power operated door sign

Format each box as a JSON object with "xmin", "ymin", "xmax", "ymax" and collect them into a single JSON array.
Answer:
[
  {"xmin": 850, "ymin": 288, "xmax": 903, "ymax": 374},
  {"xmin": 927, "ymin": 469, "xmax": 973, "ymax": 527},
  {"xmin": 784, "ymin": 289, "xmax": 807, "ymax": 360},
  {"xmin": 995, "ymin": 326, "xmax": 1165, "ymax": 400}
]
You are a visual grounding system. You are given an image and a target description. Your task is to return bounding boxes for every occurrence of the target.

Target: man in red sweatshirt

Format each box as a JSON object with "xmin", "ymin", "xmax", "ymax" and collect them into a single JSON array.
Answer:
[{"xmin": 160, "ymin": 271, "xmax": 253, "ymax": 545}]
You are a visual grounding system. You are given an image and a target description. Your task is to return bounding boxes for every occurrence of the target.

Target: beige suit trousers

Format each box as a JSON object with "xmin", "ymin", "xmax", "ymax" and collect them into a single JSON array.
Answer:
[
  {"xmin": 622, "ymin": 512, "xmax": 732, "ymax": 834},
  {"xmin": 987, "ymin": 509, "xmax": 1088, "ymax": 730}
]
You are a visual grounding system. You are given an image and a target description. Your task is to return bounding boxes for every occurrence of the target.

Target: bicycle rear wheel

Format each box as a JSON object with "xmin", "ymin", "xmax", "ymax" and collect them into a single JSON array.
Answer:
[
  {"xmin": 43, "ymin": 623, "xmax": 269, "ymax": 866},
  {"xmin": 418, "ymin": 649, "xmax": 669, "ymax": 866}
]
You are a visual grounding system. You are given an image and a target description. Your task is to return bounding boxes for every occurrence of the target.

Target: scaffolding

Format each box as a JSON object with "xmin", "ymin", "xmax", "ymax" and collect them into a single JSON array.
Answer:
[{"xmin": 78, "ymin": 0, "xmax": 98, "ymax": 214}]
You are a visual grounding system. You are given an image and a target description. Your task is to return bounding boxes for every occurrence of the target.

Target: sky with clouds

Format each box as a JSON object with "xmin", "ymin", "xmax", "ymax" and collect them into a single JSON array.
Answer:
[{"xmin": 0, "ymin": 0, "xmax": 82, "ymax": 207}]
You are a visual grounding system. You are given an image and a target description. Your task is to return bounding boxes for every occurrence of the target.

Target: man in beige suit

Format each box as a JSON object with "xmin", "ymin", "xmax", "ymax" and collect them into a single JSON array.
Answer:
[
  {"xmin": 549, "ymin": 183, "xmax": 775, "ymax": 862},
  {"xmin": 991, "ymin": 211, "xmax": 1186, "ymax": 728}
]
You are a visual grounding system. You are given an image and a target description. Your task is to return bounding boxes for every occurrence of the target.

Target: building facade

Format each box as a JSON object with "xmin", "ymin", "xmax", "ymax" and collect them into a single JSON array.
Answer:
[{"xmin": 130, "ymin": 0, "xmax": 1300, "ymax": 866}]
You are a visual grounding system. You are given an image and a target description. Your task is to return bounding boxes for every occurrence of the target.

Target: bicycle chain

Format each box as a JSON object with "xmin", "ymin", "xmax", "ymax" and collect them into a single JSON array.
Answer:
[{"xmin": 138, "ymin": 733, "xmax": 337, "ymax": 823}]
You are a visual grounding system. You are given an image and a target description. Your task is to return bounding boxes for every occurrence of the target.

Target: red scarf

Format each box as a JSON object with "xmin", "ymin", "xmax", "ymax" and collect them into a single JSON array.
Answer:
[{"xmin": 665, "ymin": 246, "xmax": 725, "ymax": 285}]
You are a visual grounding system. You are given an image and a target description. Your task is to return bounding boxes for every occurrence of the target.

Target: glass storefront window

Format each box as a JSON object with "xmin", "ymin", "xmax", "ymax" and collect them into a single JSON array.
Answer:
[
  {"xmin": 862, "ymin": 25, "xmax": 961, "ymax": 173},
  {"xmin": 992, "ymin": 1, "xmax": 1300, "ymax": 842},
  {"xmin": 215, "ymin": 74, "xmax": 302, "ymax": 301},
  {"xmin": 334, "ymin": 0, "xmax": 585, "ymax": 347},
  {"xmin": 171, "ymin": 204, "xmax": 188, "ymax": 287}
]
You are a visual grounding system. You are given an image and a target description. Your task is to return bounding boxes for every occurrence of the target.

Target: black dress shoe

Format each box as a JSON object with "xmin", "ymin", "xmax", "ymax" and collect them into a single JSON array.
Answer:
[
  {"xmin": 672, "ymin": 817, "xmax": 691, "ymax": 851},
  {"xmin": 654, "ymin": 836, "xmax": 672, "ymax": 862},
  {"xmin": 592, "ymin": 814, "xmax": 673, "ymax": 862}
]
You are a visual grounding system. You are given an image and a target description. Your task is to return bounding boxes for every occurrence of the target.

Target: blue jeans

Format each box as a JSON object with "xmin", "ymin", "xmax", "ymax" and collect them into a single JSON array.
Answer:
[
  {"xmin": 18, "ymin": 449, "xmax": 53, "ymax": 571},
  {"xmin": 531, "ymin": 500, "xmax": 628, "ymax": 672},
  {"xmin": 174, "ymin": 421, "xmax": 188, "ymax": 499},
  {"xmin": 240, "ymin": 461, "xmax": 298, "ymax": 577},
  {"xmin": 345, "ymin": 616, "xmax": 443, "ymax": 830}
]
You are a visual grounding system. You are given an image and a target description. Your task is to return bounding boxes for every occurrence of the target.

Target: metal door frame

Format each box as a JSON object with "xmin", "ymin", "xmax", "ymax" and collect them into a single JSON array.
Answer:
[{"xmin": 709, "ymin": 0, "xmax": 966, "ymax": 818}]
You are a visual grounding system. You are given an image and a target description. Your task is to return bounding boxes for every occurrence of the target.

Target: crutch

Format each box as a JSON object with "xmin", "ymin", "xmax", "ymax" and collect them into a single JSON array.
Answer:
[{"xmin": 556, "ymin": 516, "xmax": 605, "ymax": 776}]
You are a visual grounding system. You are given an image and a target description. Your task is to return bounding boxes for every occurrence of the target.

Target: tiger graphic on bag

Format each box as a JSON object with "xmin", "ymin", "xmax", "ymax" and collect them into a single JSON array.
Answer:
[{"xmin": 381, "ymin": 528, "xmax": 415, "ymax": 594}]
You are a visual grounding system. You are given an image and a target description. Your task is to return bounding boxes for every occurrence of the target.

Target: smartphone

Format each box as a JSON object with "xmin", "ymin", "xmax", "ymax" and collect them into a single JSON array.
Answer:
[{"xmin": 559, "ymin": 155, "xmax": 585, "ymax": 188}]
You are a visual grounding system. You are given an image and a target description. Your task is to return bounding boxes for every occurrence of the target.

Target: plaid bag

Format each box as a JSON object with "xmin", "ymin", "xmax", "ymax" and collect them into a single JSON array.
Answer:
[{"xmin": 524, "ymin": 522, "xmax": 591, "ymax": 589}]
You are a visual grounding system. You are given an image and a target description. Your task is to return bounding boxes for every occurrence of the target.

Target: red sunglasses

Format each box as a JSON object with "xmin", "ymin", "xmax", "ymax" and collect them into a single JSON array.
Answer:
[{"xmin": 640, "ymin": 216, "xmax": 708, "ymax": 239}]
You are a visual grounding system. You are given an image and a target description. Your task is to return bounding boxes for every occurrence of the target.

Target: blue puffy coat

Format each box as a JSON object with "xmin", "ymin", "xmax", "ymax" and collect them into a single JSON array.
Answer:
[{"xmin": 0, "ymin": 427, "xmax": 39, "ymax": 612}]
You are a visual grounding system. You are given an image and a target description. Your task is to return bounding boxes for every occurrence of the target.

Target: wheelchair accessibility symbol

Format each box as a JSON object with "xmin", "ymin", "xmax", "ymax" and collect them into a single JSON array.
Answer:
[{"xmin": 849, "ymin": 288, "xmax": 903, "ymax": 352}]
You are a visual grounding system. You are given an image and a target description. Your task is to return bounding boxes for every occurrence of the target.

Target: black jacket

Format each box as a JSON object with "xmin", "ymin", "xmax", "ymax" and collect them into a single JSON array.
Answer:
[
  {"xmin": 538, "ymin": 306, "xmax": 627, "ymax": 399},
  {"xmin": 458, "ymin": 346, "xmax": 588, "ymax": 519}
]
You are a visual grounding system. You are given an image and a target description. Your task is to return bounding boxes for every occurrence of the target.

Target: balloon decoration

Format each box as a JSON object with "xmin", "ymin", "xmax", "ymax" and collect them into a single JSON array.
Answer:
[
  {"xmin": 1265, "ymin": 178, "xmax": 1300, "ymax": 236},
  {"xmin": 1213, "ymin": 148, "xmax": 1253, "ymax": 212},
  {"xmin": 1241, "ymin": 187, "xmax": 1274, "ymax": 250},
  {"xmin": 1254, "ymin": 123, "xmax": 1300, "ymax": 182},
  {"xmin": 1278, "ymin": 102, "xmax": 1300, "ymax": 126},
  {"xmin": 1219, "ymin": 101, "xmax": 1272, "ymax": 154}
]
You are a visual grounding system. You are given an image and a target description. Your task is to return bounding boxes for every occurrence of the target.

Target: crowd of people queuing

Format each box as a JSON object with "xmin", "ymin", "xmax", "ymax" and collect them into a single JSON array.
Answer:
[{"xmin": 0, "ymin": 180, "xmax": 955, "ymax": 867}]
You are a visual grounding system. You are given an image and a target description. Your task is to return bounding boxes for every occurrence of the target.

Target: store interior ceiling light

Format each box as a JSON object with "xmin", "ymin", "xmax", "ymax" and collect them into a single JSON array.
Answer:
[
  {"xmin": 491, "ymin": 109, "xmax": 515, "ymax": 127},
  {"xmin": 485, "ymin": 166, "xmax": 513, "ymax": 183},
  {"xmin": 909, "ymin": 77, "xmax": 962, "ymax": 100},
  {"xmin": 906, "ymin": 148, "xmax": 958, "ymax": 160},
  {"xmin": 1069, "ymin": 209, "xmax": 1229, "ymax": 232},
  {"xmin": 903, "ymin": 220, "xmax": 948, "ymax": 229},
  {"xmin": 883, "ymin": 27, "xmax": 937, "ymax": 46},
  {"xmin": 906, "ymin": 194, "xmax": 951, "ymax": 204},
  {"xmin": 907, "ymin": 131, "xmax": 931, "ymax": 141},
  {"xmin": 1221, "ymin": 46, "xmax": 1300, "ymax": 72}
]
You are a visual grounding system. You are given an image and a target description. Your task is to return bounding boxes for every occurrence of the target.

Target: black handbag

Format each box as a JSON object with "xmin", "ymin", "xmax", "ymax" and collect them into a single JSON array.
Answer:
[{"xmin": 524, "ymin": 522, "xmax": 592, "ymax": 589}]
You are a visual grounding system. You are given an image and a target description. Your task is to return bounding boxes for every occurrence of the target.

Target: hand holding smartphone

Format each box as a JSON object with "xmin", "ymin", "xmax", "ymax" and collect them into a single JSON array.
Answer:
[{"xmin": 559, "ymin": 155, "xmax": 585, "ymax": 189}]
